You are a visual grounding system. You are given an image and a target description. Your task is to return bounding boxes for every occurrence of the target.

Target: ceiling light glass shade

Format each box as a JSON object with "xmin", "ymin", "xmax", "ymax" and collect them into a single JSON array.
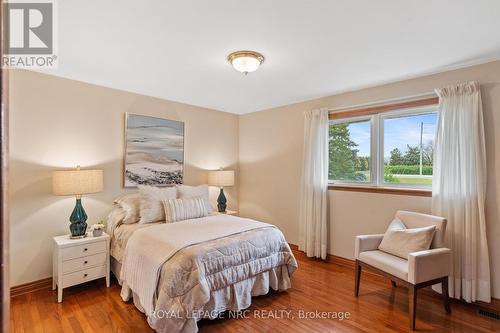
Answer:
[{"xmin": 227, "ymin": 51, "xmax": 265, "ymax": 74}]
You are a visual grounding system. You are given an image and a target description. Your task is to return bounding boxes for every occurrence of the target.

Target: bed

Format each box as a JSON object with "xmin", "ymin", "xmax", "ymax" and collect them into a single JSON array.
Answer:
[{"xmin": 106, "ymin": 210, "xmax": 298, "ymax": 333}]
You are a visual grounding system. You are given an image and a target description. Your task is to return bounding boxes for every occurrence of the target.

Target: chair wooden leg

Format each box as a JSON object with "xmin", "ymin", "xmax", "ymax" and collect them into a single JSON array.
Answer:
[
  {"xmin": 354, "ymin": 260, "xmax": 361, "ymax": 297},
  {"xmin": 391, "ymin": 280, "xmax": 397, "ymax": 287},
  {"xmin": 441, "ymin": 277, "xmax": 451, "ymax": 313},
  {"xmin": 409, "ymin": 284, "xmax": 417, "ymax": 330}
]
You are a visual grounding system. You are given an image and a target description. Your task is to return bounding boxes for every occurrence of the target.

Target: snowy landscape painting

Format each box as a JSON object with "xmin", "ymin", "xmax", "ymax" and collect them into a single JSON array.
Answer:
[{"xmin": 124, "ymin": 114, "xmax": 184, "ymax": 187}]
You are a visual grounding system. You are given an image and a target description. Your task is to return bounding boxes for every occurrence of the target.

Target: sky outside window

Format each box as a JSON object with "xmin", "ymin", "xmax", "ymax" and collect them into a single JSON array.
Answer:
[
  {"xmin": 382, "ymin": 112, "xmax": 437, "ymax": 185},
  {"xmin": 347, "ymin": 113, "xmax": 437, "ymax": 158}
]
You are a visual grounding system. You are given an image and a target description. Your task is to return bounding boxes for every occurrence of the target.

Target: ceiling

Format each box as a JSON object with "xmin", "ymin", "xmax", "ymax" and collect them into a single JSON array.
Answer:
[{"xmin": 36, "ymin": 0, "xmax": 500, "ymax": 114}]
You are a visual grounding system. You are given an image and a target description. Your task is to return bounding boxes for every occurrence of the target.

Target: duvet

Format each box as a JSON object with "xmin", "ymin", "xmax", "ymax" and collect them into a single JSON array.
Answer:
[{"xmin": 116, "ymin": 214, "xmax": 297, "ymax": 333}]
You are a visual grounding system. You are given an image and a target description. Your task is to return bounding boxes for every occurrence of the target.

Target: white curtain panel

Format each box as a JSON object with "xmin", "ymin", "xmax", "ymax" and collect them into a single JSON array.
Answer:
[
  {"xmin": 298, "ymin": 108, "xmax": 329, "ymax": 260},
  {"xmin": 432, "ymin": 81, "xmax": 491, "ymax": 303}
]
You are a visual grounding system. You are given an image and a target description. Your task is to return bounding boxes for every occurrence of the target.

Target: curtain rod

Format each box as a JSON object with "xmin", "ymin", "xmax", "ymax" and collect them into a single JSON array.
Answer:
[{"xmin": 327, "ymin": 91, "xmax": 438, "ymax": 113}]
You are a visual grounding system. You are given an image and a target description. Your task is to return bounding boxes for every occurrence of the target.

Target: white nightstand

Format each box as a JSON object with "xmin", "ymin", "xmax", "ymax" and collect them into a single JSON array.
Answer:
[
  {"xmin": 52, "ymin": 232, "xmax": 110, "ymax": 302},
  {"xmin": 213, "ymin": 210, "xmax": 238, "ymax": 216}
]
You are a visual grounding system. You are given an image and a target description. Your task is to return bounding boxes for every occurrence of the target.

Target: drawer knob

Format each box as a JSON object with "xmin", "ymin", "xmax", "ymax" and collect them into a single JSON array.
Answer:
[
  {"xmin": 84, "ymin": 261, "xmax": 88, "ymax": 264},
  {"xmin": 83, "ymin": 248, "xmax": 88, "ymax": 252},
  {"xmin": 84, "ymin": 273, "xmax": 88, "ymax": 278}
]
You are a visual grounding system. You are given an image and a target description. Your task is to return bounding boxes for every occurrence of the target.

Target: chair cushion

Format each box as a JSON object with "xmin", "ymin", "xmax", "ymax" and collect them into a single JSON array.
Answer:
[
  {"xmin": 378, "ymin": 218, "xmax": 436, "ymax": 259},
  {"xmin": 395, "ymin": 210, "xmax": 446, "ymax": 248},
  {"xmin": 359, "ymin": 250, "xmax": 408, "ymax": 281}
]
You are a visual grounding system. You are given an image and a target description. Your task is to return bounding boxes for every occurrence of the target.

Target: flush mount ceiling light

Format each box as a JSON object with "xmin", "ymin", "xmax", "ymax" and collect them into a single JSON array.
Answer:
[{"xmin": 227, "ymin": 50, "xmax": 265, "ymax": 74}]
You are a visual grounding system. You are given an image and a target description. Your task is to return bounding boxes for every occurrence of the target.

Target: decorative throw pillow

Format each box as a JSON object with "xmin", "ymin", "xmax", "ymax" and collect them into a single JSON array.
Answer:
[
  {"xmin": 162, "ymin": 196, "xmax": 208, "ymax": 223},
  {"xmin": 176, "ymin": 184, "xmax": 213, "ymax": 213},
  {"xmin": 378, "ymin": 218, "xmax": 436, "ymax": 259},
  {"xmin": 138, "ymin": 185, "xmax": 177, "ymax": 224},
  {"xmin": 114, "ymin": 193, "xmax": 141, "ymax": 224}
]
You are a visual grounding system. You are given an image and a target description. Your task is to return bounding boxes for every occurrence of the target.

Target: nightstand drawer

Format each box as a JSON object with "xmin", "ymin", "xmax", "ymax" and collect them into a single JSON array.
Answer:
[
  {"xmin": 62, "ymin": 241, "xmax": 106, "ymax": 260},
  {"xmin": 62, "ymin": 252, "xmax": 107, "ymax": 274},
  {"xmin": 62, "ymin": 265, "xmax": 107, "ymax": 288}
]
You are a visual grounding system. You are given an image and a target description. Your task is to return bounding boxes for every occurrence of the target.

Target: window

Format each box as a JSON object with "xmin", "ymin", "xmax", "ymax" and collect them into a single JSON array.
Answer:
[
  {"xmin": 329, "ymin": 119, "xmax": 371, "ymax": 183},
  {"xmin": 329, "ymin": 102, "xmax": 438, "ymax": 188},
  {"xmin": 383, "ymin": 112, "xmax": 437, "ymax": 186}
]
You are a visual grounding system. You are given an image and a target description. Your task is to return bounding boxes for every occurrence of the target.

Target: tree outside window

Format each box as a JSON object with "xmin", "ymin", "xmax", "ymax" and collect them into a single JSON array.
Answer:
[{"xmin": 329, "ymin": 120, "xmax": 370, "ymax": 182}]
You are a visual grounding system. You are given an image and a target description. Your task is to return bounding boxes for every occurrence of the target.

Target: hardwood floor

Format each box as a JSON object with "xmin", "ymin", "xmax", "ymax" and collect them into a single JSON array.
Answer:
[{"xmin": 10, "ymin": 251, "xmax": 500, "ymax": 333}]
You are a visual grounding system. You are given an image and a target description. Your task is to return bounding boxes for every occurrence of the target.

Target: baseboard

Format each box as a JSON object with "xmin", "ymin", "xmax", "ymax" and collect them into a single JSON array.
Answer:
[
  {"xmin": 11, "ymin": 246, "xmax": 500, "ymax": 314},
  {"xmin": 10, "ymin": 277, "xmax": 52, "ymax": 298},
  {"xmin": 473, "ymin": 299, "xmax": 500, "ymax": 315},
  {"xmin": 288, "ymin": 243, "xmax": 500, "ymax": 313},
  {"xmin": 326, "ymin": 254, "xmax": 355, "ymax": 269},
  {"xmin": 289, "ymin": 243, "xmax": 354, "ymax": 269},
  {"xmin": 289, "ymin": 243, "xmax": 378, "ymax": 278}
]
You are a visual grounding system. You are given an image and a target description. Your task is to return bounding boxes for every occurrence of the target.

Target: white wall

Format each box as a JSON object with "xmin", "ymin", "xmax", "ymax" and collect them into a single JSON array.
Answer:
[
  {"xmin": 9, "ymin": 70, "xmax": 239, "ymax": 286},
  {"xmin": 329, "ymin": 191, "xmax": 431, "ymax": 258},
  {"xmin": 9, "ymin": 61, "xmax": 500, "ymax": 299},
  {"xmin": 239, "ymin": 60, "xmax": 500, "ymax": 298}
]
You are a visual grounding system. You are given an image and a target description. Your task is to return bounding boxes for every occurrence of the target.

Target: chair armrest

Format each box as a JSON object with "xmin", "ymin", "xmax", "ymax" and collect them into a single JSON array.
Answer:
[
  {"xmin": 408, "ymin": 248, "xmax": 451, "ymax": 284},
  {"xmin": 355, "ymin": 234, "xmax": 384, "ymax": 259}
]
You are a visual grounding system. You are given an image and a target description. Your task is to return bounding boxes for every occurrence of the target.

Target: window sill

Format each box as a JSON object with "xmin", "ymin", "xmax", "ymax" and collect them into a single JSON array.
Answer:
[{"xmin": 328, "ymin": 184, "xmax": 432, "ymax": 197}]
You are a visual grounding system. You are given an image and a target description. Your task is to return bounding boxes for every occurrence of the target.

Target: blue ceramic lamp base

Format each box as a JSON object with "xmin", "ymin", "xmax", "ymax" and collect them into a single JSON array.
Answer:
[
  {"xmin": 69, "ymin": 197, "xmax": 88, "ymax": 239},
  {"xmin": 217, "ymin": 188, "xmax": 227, "ymax": 213}
]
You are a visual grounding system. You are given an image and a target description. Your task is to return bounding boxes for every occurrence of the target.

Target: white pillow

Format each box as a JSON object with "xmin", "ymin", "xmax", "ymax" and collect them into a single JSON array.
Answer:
[
  {"xmin": 138, "ymin": 185, "xmax": 177, "ymax": 224},
  {"xmin": 176, "ymin": 184, "xmax": 213, "ymax": 213},
  {"xmin": 114, "ymin": 193, "xmax": 141, "ymax": 224},
  {"xmin": 106, "ymin": 207, "xmax": 126, "ymax": 234},
  {"xmin": 162, "ymin": 196, "xmax": 208, "ymax": 223},
  {"xmin": 378, "ymin": 218, "xmax": 436, "ymax": 259}
]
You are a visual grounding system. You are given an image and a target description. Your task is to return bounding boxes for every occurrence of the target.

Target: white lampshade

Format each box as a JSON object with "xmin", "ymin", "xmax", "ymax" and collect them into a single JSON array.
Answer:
[
  {"xmin": 53, "ymin": 168, "xmax": 104, "ymax": 196},
  {"xmin": 208, "ymin": 170, "xmax": 235, "ymax": 187}
]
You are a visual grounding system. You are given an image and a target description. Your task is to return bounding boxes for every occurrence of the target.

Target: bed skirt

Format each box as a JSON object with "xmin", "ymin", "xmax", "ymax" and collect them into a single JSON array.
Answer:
[{"xmin": 117, "ymin": 261, "xmax": 293, "ymax": 333}]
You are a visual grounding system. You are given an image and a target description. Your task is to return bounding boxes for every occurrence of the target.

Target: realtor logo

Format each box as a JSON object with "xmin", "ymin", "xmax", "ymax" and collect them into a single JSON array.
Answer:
[{"xmin": 2, "ymin": 0, "xmax": 57, "ymax": 68}]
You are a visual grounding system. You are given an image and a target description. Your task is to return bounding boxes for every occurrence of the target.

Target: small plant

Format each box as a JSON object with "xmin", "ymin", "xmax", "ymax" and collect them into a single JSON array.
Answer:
[
  {"xmin": 92, "ymin": 221, "xmax": 105, "ymax": 231},
  {"xmin": 92, "ymin": 220, "xmax": 105, "ymax": 237}
]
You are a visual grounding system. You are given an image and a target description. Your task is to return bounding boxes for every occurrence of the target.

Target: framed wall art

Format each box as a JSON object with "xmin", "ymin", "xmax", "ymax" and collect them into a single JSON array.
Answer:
[{"xmin": 124, "ymin": 113, "xmax": 184, "ymax": 187}]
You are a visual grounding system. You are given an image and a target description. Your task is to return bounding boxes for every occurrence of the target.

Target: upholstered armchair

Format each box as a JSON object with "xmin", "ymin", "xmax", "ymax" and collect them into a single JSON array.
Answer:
[{"xmin": 354, "ymin": 210, "xmax": 451, "ymax": 330}]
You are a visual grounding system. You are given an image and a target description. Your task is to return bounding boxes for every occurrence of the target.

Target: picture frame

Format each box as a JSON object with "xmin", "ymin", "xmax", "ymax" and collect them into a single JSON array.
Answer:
[{"xmin": 124, "ymin": 113, "xmax": 185, "ymax": 187}]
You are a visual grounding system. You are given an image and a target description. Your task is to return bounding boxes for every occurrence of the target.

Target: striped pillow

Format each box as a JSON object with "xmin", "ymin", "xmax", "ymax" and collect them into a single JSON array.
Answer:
[{"xmin": 162, "ymin": 196, "xmax": 208, "ymax": 223}]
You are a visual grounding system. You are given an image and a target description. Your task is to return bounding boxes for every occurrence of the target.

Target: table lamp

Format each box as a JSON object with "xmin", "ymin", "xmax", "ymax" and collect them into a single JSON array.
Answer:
[
  {"xmin": 53, "ymin": 166, "xmax": 104, "ymax": 238},
  {"xmin": 208, "ymin": 169, "xmax": 235, "ymax": 213}
]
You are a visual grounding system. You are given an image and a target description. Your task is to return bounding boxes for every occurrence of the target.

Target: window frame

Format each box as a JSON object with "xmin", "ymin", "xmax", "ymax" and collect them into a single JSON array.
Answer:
[{"xmin": 328, "ymin": 104, "xmax": 439, "ymax": 190}]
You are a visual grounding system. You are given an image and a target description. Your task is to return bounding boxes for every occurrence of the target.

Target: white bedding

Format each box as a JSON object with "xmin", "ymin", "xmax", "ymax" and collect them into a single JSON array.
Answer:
[
  {"xmin": 120, "ymin": 215, "xmax": 275, "ymax": 315},
  {"xmin": 110, "ymin": 213, "xmax": 297, "ymax": 333}
]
